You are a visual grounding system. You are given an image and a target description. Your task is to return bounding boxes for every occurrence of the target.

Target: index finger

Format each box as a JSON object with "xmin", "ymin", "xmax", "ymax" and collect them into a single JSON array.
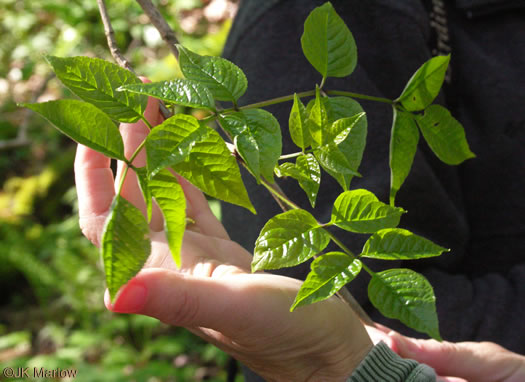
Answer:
[{"xmin": 75, "ymin": 144, "xmax": 115, "ymax": 246}]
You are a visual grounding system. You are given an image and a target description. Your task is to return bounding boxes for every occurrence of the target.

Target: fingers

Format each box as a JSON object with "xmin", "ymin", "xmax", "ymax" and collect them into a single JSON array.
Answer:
[
  {"xmin": 105, "ymin": 268, "xmax": 246, "ymax": 331},
  {"xmin": 392, "ymin": 333, "xmax": 525, "ymax": 382},
  {"xmin": 75, "ymin": 144, "xmax": 115, "ymax": 246},
  {"xmin": 177, "ymin": 175, "xmax": 229, "ymax": 240}
]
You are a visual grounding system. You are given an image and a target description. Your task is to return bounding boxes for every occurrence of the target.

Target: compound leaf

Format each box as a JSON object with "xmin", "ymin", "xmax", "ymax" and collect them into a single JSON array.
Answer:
[
  {"xmin": 46, "ymin": 55, "xmax": 147, "ymax": 122},
  {"xmin": 301, "ymin": 2, "xmax": 357, "ymax": 79},
  {"xmin": 368, "ymin": 268, "xmax": 441, "ymax": 340},
  {"xmin": 252, "ymin": 209, "xmax": 331, "ymax": 272},
  {"xmin": 146, "ymin": 114, "xmax": 210, "ymax": 178},
  {"xmin": 291, "ymin": 252, "xmax": 362, "ymax": 310},
  {"xmin": 178, "ymin": 45, "xmax": 247, "ymax": 102},
  {"xmin": 149, "ymin": 170, "xmax": 186, "ymax": 267},
  {"xmin": 397, "ymin": 55, "xmax": 450, "ymax": 112},
  {"xmin": 362, "ymin": 228, "xmax": 448, "ymax": 260},
  {"xmin": 173, "ymin": 128, "xmax": 255, "ymax": 213},
  {"xmin": 331, "ymin": 189, "xmax": 405, "ymax": 233},
  {"xmin": 119, "ymin": 79, "xmax": 216, "ymax": 110},
  {"xmin": 389, "ymin": 108, "xmax": 420, "ymax": 205},
  {"xmin": 102, "ymin": 195, "xmax": 151, "ymax": 301},
  {"xmin": 23, "ymin": 100, "xmax": 124, "ymax": 160}
]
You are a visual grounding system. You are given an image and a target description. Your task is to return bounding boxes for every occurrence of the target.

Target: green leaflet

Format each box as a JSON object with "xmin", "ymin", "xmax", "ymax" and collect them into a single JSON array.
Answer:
[
  {"xmin": 135, "ymin": 167, "xmax": 153, "ymax": 222},
  {"xmin": 172, "ymin": 128, "xmax": 255, "ymax": 213},
  {"xmin": 275, "ymin": 154, "xmax": 321, "ymax": 208},
  {"xmin": 291, "ymin": 252, "xmax": 362, "ymax": 310},
  {"xmin": 252, "ymin": 209, "xmax": 331, "ymax": 272},
  {"xmin": 102, "ymin": 195, "xmax": 151, "ymax": 301},
  {"xmin": 308, "ymin": 87, "xmax": 329, "ymax": 147},
  {"xmin": 416, "ymin": 105, "xmax": 475, "ymax": 165},
  {"xmin": 119, "ymin": 79, "xmax": 216, "ymax": 110},
  {"xmin": 361, "ymin": 228, "xmax": 448, "ymax": 260},
  {"xmin": 301, "ymin": 2, "xmax": 357, "ymax": 79},
  {"xmin": 145, "ymin": 114, "xmax": 210, "ymax": 178},
  {"xmin": 45, "ymin": 55, "xmax": 147, "ymax": 123},
  {"xmin": 313, "ymin": 113, "xmax": 366, "ymax": 183},
  {"xmin": 177, "ymin": 45, "xmax": 247, "ymax": 102},
  {"xmin": 314, "ymin": 143, "xmax": 360, "ymax": 179},
  {"xmin": 331, "ymin": 189, "xmax": 405, "ymax": 233},
  {"xmin": 23, "ymin": 100, "xmax": 125, "ymax": 161},
  {"xmin": 220, "ymin": 109, "xmax": 282, "ymax": 182},
  {"xmin": 289, "ymin": 93, "xmax": 311, "ymax": 149},
  {"xmin": 389, "ymin": 108, "xmax": 420, "ymax": 205},
  {"xmin": 397, "ymin": 55, "xmax": 450, "ymax": 112},
  {"xmin": 149, "ymin": 170, "xmax": 186, "ymax": 267},
  {"xmin": 307, "ymin": 96, "xmax": 368, "ymax": 190},
  {"xmin": 368, "ymin": 269, "xmax": 441, "ymax": 340}
]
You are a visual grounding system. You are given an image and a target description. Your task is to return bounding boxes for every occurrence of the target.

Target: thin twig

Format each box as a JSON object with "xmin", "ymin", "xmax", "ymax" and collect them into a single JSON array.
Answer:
[
  {"xmin": 0, "ymin": 73, "xmax": 54, "ymax": 150},
  {"xmin": 135, "ymin": 0, "xmax": 180, "ymax": 59},
  {"xmin": 97, "ymin": 0, "xmax": 134, "ymax": 72},
  {"xmin": 97, "ymin": 0, "xmax": 171, "ymax": 119}
]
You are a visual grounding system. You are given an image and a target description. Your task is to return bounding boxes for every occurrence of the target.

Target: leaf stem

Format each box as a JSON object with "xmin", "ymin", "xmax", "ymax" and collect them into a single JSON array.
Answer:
[
  {"xmin": 279, "ymin": 151, "xmax": 304, "ymax": 160},
  {"xmin": 327, "ymin": 231, "xmax": 357, "ymax": 260},
  {"xmin": 325, "ymin": 90, "xmax": 394, "ymax": 105},
  {"xmin": 260, "ymin": 179, "xmax": 300, "ymax": 211}
]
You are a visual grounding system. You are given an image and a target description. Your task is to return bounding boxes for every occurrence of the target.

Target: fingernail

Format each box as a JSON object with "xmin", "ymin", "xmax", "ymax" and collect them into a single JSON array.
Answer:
[{"xmin": 112, "ymin": 282, "xmax": 148, "ymax": 313}]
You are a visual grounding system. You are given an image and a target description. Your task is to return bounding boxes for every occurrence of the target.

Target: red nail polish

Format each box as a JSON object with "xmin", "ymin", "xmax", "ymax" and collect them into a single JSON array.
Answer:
[{"xmin": 112, "ymin": 283, "xmax": 148, "ymax": 313}]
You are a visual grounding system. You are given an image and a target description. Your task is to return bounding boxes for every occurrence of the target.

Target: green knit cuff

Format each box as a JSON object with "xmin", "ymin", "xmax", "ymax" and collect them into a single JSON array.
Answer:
[{"xmin": 347, "ymin": 342, "xmax": 436, "ymax": 382}]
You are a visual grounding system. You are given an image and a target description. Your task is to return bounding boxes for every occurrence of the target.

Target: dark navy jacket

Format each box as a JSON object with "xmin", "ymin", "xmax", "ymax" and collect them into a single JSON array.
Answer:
[{"xmin": 220, "ymin": 2, "xmax": 525, "ymax": 378}]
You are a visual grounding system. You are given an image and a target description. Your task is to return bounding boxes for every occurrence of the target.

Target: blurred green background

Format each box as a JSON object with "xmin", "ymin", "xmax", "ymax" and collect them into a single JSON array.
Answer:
[{"xmin": 0, "ymin": 0, "xmax": 241, "ymax": 380}]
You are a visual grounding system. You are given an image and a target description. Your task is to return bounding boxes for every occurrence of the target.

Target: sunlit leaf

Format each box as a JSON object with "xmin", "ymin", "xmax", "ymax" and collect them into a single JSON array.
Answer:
[
  {"xmin": 275, "ymin": 154, "xmax": 321, "ymax": 207},
  {"xmin": 301, "ymin": 2, "xmax": 357, "ymax": 79},
  {"xmin": 368, "ymin": 269, "xmax": 441, "ymax": 339},
  {"xmin": 361, "ymin": 228, "xmax": 448, "ymax": 260},
  {"xmin": 289, "ymin": 93, "xmax": 311, "ymax": 149},
  {"xmin": 416, "ymin": 105, "xmax": 475, "ymax": 165},
  {"xmin": 178, "ymin": 45, "xmax": 247, "ymax": 102},
  {"xmin": 102, "ymin": 196, "xmax": 151, "ymax": 301},
  {"xmin": 397, "ymin": 55, "xmax": 450, "ymax": 112},
  {"xmin": 119, "ymin": 79, "xmax": 216, "ymax": 110},
  {"xmin": 220, "ymin": 109, "xmax": 281, "ymax": 182},
  {"xmin": 331, "ymin": 189, "xmax": 405, "ymax": 233},
  {"xmin": 307, "ymin": 87, "xmax": 329, "ymax": 147},
  {"xmin": 149, "ymin": 170, "xmax": 186, "ymax": 267},
  {"xmin": 308, "ymin": 96, "xmax": 368, "ymax": 190},
  {"xmin": 173, "ymin": 128, "xmax": 255, "ymax": 213},
  {"xmin": 252, "ymin": 209, "xmax": 331, "ymax": 272},
  {"xmin": 389, "ymin": 108, "xmax": 420, "ymax": 205},
  {"xmin": 46, "ymin": 55, "xmax": 147, "ymax": 122},
  {"xmin": 23, "ymin": 100, "xmax": 125, "ymax": 160},
  {"xmin": 135, "ymin": 167, "xmax": 153, "ymax": 222},
  {"xmin": 291, "ymin": 252, "xmax": 361, "ymax": 310},
  {"xmin": 146, "ymin": 114, "xmax": 210, "ymax": 178}
]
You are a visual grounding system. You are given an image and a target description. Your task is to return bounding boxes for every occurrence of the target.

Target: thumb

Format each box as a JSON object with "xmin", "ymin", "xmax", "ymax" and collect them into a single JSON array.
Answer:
[
  {"xmin": 105, "ymin": 268, "xmax": 245, "ymax": 331},
  {"xmin": 391, "ymin": 333, "xmax": 525, "ymax": 382}
]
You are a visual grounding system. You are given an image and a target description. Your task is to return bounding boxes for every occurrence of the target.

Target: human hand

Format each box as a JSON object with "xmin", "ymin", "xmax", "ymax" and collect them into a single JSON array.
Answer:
[
  {"xmin": 385, "ymin": 330, "xmax": 525, "ymax": 382},
  {"xmin": 74, "ymin": 93, "xmax": 373, "ymax": 381}
]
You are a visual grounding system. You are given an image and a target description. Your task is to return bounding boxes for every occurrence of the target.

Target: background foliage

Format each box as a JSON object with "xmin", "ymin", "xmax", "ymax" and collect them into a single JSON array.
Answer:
[{"xmin": 0, "ymin": 0, "xmax": 240, "ymax": 380}]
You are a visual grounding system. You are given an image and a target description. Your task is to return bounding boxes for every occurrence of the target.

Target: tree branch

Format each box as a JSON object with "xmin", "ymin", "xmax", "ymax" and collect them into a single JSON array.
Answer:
[
  {"xmin": 97, "ymin": 0, "xmax": 171, "ymax": 119},
  {"xmin": 97, "ymin": 0, "xmax": 134, "ymax": 72},
  {"xmin": 135, "ymin": 0, "xmax": 180, "ymax": 59}
]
